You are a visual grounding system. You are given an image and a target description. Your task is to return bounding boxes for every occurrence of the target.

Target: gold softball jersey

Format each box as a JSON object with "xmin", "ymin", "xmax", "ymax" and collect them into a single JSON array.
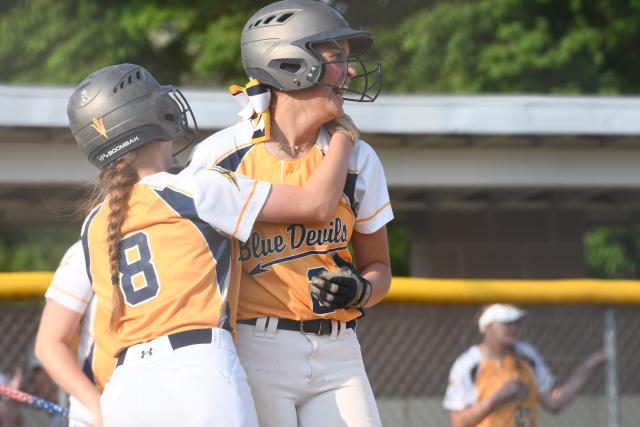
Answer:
[
  {"xmin": 443, "ymin": 342, "xmax": 556, "ymax": 427},
  {"xmin": 189, "ymin": 120, "xmax": 393, "ymax": 323},
  {"xmin": 81, "ymin": 168, "xmax": 270, "ymax": 366}
]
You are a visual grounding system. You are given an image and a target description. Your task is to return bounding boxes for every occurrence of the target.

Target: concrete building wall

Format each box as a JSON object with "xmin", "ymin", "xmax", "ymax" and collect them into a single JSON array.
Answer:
[{"xmin": 409, "ymin": 209, "xmax": 586, "ymax": 279}]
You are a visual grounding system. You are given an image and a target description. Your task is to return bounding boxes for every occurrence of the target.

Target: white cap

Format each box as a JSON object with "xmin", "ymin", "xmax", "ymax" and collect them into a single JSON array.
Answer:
[{"xmin": 478, "ymin": 304, "xmax": 526, "ymax": 333}]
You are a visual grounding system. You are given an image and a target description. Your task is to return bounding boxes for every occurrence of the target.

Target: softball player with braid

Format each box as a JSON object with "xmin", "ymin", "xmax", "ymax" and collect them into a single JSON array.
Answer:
[
  {"xmin": 67, "ymin": 62, "xmax": 356, "ymax": 427},
  {"xmin": 189, "ymin": 1, "xmax": 392, "ymax": 425}
]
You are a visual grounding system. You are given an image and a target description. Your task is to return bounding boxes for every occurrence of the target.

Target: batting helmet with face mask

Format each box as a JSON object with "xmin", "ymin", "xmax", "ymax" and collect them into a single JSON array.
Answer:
[
  {"xmin": 67, "ymin": 63, "xmax": 197, "ymax": 169},
  {"xmin": 241, "ymin": 0, "xmax": 382, "ymax": 102}
]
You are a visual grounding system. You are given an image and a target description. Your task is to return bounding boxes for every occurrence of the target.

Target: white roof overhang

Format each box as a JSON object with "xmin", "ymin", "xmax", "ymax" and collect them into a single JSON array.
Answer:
[{"xmin": 2, "ymin": 85, "xmax": 640, "ymax": 224}]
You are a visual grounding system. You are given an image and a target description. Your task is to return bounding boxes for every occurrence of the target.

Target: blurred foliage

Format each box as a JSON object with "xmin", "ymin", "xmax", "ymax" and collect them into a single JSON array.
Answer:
[
  {"xmin": 374, "ymin": 0, "xmax": 640, "ymax": 93},
  {"xmin": 0, "ymin": 0, "xmax": 273, "ymax": 87},
  {"xmin": 0, "ymin": 226, "xmax": 79, "ymax": 271},
  {"xmin": 585, "ymin": 225, "xmax": 640, "ymax": 278},
  {"xmin": 2, "ymin": 0, "xmax": 640, "ymax": 93},
  {"xmin": 387, "ymin": 224, "xmax": 409, "ymax": 276}
]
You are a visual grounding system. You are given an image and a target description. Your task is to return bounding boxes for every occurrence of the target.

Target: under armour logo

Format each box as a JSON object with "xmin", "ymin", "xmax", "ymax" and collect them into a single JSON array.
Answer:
[{"xmin": 140, "ymin": 348, "xmax": 153, "ymax": 358}]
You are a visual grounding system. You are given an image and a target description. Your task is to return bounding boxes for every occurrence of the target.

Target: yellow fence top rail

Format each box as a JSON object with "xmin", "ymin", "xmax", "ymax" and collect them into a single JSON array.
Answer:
[
  {"xmin": 387, "ymin": 277, "xmax": 640, "ymax": 304},
  {"xmin": 2, "ymin": 272, "xmax": 640, "ymax": 305},
  {"xmin": 0, "ymin": 272, "xmax": 54, "ymax": 299}
]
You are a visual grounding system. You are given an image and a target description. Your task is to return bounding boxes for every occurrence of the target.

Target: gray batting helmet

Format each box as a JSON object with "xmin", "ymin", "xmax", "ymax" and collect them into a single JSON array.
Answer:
[
  {"xmin": 241, "ymin": 0, "xmax": 381, "ymax": 102},
  {"xmin": 67, "ymin": 63, "xmax": 197, "ymax": 169}
]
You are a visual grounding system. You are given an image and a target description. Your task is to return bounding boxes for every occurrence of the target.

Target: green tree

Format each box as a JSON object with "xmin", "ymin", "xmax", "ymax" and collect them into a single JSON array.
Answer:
[
  {"xmin": 387, "ymin": 224, "xmax": 409, "ymax": 276},
  {"xmin": 0, "ymin": 226, "xmax": 79, "ymax": 271},
  {"xmin": 372, "ymin": 0, "xmax": 640, "ymax": 93},
  {"xmin": 585, "ymin": 225, "xmax": 640, "ymax": 278},
  {"xmin": 3, "ymin": 0, "xmax": 640, "ymax": 93},
  {"xmin": 0, "ymin": 0, "xmax": 272, "ymax": 86}
]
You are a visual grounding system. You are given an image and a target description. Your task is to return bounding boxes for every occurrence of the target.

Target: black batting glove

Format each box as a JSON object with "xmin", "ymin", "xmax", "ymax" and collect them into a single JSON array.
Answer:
[{"xmin": 310, "ymin": 253, "xmax": 372, "ymax": 309}]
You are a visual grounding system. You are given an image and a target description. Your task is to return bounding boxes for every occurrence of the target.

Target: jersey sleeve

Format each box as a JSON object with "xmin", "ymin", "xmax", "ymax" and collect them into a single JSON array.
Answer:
[
  {"xmin": 193, "ymin": 167, "xmax": 271, "ymax": 243},
  {"xmin": 443, "ymin": 348, "xmax": 480, "ymax": 411},
  {"xmin": 44, "ymin": 241, "xmax": 92, "ymax": 315},
  {"xmin": 517, "ymin": 341, "xmax": 556, "ymax": 394},
  {"xmin": 351, "ymin": 142, "xmax": 394, "ymax": 234},
  {"xmin": 188, "ymin": 121, "xmax": 254, "ymax": 170}
]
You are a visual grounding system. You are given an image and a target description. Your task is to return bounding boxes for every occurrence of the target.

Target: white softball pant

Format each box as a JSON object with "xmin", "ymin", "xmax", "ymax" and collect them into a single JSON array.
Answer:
[
  {"xmin": 100, "ymin": 328, "xmax": 258, "ymax": 427},
  {"xmin": 236, "ymin": 319, "xmax": 382, "ymax": 427}
]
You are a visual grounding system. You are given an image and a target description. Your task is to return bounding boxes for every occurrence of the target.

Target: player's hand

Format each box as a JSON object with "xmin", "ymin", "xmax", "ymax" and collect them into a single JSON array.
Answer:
[
  {"xmin": 325, "ymin": 114, "xmax": 359, "ymax": 145},
  {"xmin": 490, "ymin": 380, "xmax": 529, "ymax": 409},
  {"xmin": 310, "ymin": 253, "xmax": 372, "ymax": 309}
]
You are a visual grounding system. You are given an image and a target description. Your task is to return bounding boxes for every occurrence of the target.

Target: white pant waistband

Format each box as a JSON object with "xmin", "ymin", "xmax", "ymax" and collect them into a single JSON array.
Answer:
[{"xmin": 116, "ymin": 328, "xmax": 233, "ymax": 369}]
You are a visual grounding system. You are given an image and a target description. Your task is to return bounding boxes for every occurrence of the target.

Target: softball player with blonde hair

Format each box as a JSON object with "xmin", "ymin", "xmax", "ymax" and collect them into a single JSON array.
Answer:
[
  {"xmin": 189, "ymin": 1, "xmax": 392, "ymax": 425},
  {"xmin": 67, "ymin": 62, "xmax": 357, "ymax": 427}
]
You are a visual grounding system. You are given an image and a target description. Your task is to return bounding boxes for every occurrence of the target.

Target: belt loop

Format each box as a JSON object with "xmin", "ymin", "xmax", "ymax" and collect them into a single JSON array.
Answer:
[
  {"xmin": 337, "ymin": 321, "xmax": 347, "ymax": 340},
  {"xmin": 329, "ymin": 320, "xmax": 339, "ymax": 341},
  {"xmin": 253, "ymin": 317, "xmax": 268, "ymax": 337},
  {"xmin": 265, "ymin": 317, "xmax": 278, "ymax": 339}
]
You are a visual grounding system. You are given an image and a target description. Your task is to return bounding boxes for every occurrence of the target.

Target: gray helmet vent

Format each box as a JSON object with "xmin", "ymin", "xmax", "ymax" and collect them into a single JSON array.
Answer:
[
  {"xmin": 68, "ymin": 63, "xmax": 198, "ymax": 169},
  {"xmin": 249, "ymin": 11, "xmax": 297, "ymax": 29},
  {"xmin": 113, "ymin": 70, "xmax": 144, "ymax": 94}
]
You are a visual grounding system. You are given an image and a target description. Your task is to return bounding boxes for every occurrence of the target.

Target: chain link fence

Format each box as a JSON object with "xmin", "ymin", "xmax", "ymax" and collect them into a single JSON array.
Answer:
[
  {"xmin": 358, "ymin": 304, "xmax": 638, "ymax": 427},
  {"xmin": 0, "ymin": 301, "xmax": 638, "ymax": 426},
  {"xmin": 0, "ymin": 301, "xmax": 66, "ymax": 426}
]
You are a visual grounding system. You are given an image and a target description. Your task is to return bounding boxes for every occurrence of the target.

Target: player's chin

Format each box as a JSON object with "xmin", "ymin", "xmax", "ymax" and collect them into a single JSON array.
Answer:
[{"xmin": 505, "ymin": 335, "xmax": 518, "ymax": 345}]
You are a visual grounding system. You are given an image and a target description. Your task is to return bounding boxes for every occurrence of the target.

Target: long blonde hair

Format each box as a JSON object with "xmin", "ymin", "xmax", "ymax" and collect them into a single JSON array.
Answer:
[{"xmin": 97, "ymin": 150, "xmax": 140, "ymax": 333}]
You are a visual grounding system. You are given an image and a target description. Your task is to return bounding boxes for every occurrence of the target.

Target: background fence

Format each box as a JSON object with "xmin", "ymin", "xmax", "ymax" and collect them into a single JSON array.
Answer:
[{"xmin": 0, "ymin": 276, "xmax": 639, "ymax": 426}]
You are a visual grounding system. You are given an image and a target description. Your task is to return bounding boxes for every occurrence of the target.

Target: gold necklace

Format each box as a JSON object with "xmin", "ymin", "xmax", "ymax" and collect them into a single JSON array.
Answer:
[
  {"xmin": 270, "ymin": 126, "xmax": 312, "ymax": 158},
  {"xmin": 277, "ymin": 142, "xmax": 301, "ymax": 157}
]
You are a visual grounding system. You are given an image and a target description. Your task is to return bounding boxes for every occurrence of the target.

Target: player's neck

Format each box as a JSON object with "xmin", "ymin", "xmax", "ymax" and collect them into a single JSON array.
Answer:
[
  {"xmin": 135, "ymin": 141, "xmax": 172, "ymax": 178},
  {"xmin": 480, "ymin": 341, "xmax": 513, "ymax": 359},
  {"xmin": 136, "ymin": 158, "xmax": 167, "ymax": 178},
  {"xmin": 269, "ymin": 121, "xmax": 317, "ymax": 159},
  {"xmin": 270, "ymin": 96, "xmax": 326, "ymax": 152}
]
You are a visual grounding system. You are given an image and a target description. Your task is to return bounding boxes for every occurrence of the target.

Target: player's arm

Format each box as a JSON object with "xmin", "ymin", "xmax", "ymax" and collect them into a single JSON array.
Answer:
[
  {"xmin": 35, "ymin": 300, "xmax": 103, "ymax": 427},
  {"xmin": 449, "ymin": 380, "xmax": 529, "ymax": 427},
  {"xmin": 539, "ymin": 349, "xmax": 606, "ymax": 413},
  {"xmin": 192, "ymin": 116, "xmax": 356, "ymax": 240},
  {"xmin": 257, "ymin": 119, "xmax": 355, "ymax": 224},
  {"xmin": 308, "ymin": 142, "xmax": 394, "ymax": 309},
  {"xmin": 350, "ymin": 226, "xmax": 391, "ymax": 307}
]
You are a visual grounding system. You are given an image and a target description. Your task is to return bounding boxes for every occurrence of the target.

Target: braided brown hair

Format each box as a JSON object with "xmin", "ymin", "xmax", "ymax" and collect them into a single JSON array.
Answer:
[{"xmin": 98, "ymin": 150, "xmax": 141, "ymax": 333}]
